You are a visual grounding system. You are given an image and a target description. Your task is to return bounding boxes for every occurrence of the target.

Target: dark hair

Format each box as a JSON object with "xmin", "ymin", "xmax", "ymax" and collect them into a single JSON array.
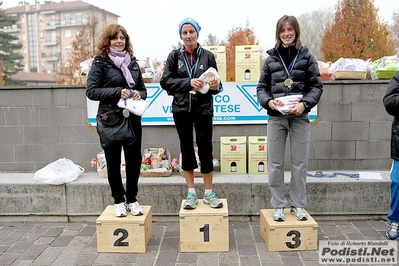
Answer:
[
  {"xmin": 96, "ymin": 24, "xmax": 134, "ymax": 57},
  {"xmin": 275, "ymin": 15, "xmax": 302, "ymax": 50}
]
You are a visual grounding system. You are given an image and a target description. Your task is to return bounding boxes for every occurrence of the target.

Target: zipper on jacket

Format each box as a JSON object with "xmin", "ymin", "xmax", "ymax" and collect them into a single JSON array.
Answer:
[{"xmin": 188, "ymin": 92, "xmax": 192, "ymax": 112}]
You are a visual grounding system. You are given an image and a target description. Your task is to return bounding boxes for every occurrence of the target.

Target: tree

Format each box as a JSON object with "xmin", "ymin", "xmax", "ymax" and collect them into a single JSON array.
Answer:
[
  {"xmin": 0, "ymin": 1, "xmax": 24, "ymax": 85},
  {"xmin": 220, "ymin": 19, "xmax": 259, "ymax": 81},
  {"xmin": 391, "ymin": 12, "xmax": 399, "ymax": 52},
  {"xmin": 171, "ymin": 41, "xmax": 183, "ymax": 51},
  {"xmin": 0, "ymin": 60, "xmax": 4, "ymax": 85},
  {"xmin": 57, "ymin": 17, "xmax": 100, "ymax": 84},
  {"xmin": 298, "ymin": 8, "xmax": 334, "ymax": 60},
  {"xmin": 202, "ymin": 33, "xmax": 220, "ymax": 46},
  {"xmin": 320, "ymin": 0, "xmax": 395, "ymax": 62}
]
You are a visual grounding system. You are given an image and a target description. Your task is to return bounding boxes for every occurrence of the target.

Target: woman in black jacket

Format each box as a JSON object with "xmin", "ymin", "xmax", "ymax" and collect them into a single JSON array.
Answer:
[
  {"xmin": 160, "ymin": 18, "xmax": 223, "ymax": 210},
  {"xmin": 86, "ymin": 24, "xmax": 147, "ymax": 217},
  {"xmin": 383, "ymin": 71, "xmax": 399, "ymax": 240},
  {"xmin": 256, "ymin": 15, "xmax": 323, "ymax": 222}
]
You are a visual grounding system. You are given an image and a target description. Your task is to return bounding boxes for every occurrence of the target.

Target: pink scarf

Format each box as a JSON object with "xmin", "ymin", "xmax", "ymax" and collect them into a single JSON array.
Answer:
[{"xmin": 108, "ymin": 48, "xmax": 135, "ymax": 88}]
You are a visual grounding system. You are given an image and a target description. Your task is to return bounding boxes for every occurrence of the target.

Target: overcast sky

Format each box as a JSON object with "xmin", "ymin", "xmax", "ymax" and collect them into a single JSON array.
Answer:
[{"xmin": 3, "ymin": 0, "xmax": 399, "ymax": 61}]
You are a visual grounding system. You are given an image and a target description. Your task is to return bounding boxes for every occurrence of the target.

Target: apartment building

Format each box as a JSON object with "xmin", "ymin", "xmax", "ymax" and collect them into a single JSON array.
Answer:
[{"xmin": 2, "ymin": 0, "xmax": 119, "ymax": 76}]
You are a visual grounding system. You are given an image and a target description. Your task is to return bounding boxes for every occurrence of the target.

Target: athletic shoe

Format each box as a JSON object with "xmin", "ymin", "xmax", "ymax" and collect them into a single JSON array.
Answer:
[
  {"xmin": 386, "ymin": 222, "xmax": 399, "ymax": 240},
  {"xmin": 290, "ymin": 206, "xmax": 308, "ymax": 221},
  {"xmin": 183, "ymin": 192, "xmax": 198, "ymax": 209},
  {"xmin": 203, "ymin": 191, "xmax": 223, "ymax": 208},
  {"xmin": 128, "ymin": 201, "xmax": 143, "ymax": 216},
  {"xmin": 114, "ymin": 202, "xmax": 127, "ymax": 217},
  {"xmin": 273, "ymin": 208, "xmax": 285, "ymax": 222}
]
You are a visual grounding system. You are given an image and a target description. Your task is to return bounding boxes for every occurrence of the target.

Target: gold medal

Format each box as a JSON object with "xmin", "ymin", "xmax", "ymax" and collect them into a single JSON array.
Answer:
[{"xmin": 284, "ymin": 78, "xmax": 293, "ymax": 87}]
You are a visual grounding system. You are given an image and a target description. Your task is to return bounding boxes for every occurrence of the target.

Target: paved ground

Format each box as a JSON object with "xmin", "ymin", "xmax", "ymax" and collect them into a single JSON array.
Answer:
[{"xmin": 0, "ymin": 217, "xmax": 397, "ymax": 266}]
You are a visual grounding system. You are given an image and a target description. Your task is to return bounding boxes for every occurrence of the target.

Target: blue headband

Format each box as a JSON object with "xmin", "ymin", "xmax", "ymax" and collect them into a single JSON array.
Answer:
[{"xmin": 178, "ymin": 17, "xmax": 201, "ymax": 39}]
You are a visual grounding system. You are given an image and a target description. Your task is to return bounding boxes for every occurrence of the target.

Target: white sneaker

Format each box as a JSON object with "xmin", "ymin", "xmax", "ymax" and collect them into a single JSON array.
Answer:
[
  {"xmin": 114, "ymin": 202, "xmax": 127, "ymax": 217},
  {"xmin": 128, "ymin": 201, "xmax": 143, "ymax": 216}
]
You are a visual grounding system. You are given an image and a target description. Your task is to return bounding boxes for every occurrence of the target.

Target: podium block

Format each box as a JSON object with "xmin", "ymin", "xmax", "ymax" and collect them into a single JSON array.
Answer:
[
  {"xmin": 179, "ymin": 199, "xmax": 229, "ymax": 252},
  {"xmin": 260, "ymin": 208, "xmax": 318, "ymax": 251},
  {"xmin": 96, "ymin": 205, "xmax": 152, "ymax": 253}
]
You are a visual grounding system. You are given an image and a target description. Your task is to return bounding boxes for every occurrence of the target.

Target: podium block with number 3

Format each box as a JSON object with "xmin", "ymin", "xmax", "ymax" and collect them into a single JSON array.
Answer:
[
  {"xmin": 96, "ymin": 205, "xmax": 152, "ymax": 253},
  {"xmin": 260, "ymin": 208, "xmax": 318, "ymax": 251},
  {"xmin": 179, "ymin": 199, "xmax": 229, "ymax": 252}
]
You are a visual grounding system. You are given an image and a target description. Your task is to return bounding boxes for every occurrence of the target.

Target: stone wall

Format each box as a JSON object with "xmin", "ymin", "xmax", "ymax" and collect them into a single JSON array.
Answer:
[{"xmin": 0, "ymin": 80, "xmax": 393, "ymax": 172}]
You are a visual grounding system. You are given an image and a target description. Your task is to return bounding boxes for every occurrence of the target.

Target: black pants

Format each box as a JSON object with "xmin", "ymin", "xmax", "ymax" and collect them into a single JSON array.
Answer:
[
  {"xmin": 173, "ymin": 112, "xmax": 213, "ymax": 174},
  {"xmin": 103, "ymin": 115, "xmax": 142, "ymax": 204}
]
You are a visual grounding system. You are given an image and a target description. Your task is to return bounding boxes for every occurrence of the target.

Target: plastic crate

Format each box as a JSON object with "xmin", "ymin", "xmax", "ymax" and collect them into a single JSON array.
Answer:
[{"xmin": 376, "ymin": 70, "xmax": 397, "ymax": 79}]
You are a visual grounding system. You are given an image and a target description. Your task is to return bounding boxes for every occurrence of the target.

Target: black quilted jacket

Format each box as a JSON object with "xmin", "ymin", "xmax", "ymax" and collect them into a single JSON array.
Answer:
[
  {"xmin": 86, "ymin": 55, "xmax": 147, "ymax": 114},
  {"xmin": 383, "ymin": 71, "xmax": 399, "ymax": 160},
  {"xmin": 256, "ymin": 46, "xmax": 323, "ymax": 116}
]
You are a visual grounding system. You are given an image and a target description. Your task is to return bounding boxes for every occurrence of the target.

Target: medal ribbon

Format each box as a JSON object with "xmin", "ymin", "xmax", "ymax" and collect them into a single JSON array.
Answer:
[
  {"xmin": 181, "ymin": 48, "xmax": 202, "ymax": 79},
  {"xmin": 276, "ymin": 49, "xmax": 298, "ymax": 78}
]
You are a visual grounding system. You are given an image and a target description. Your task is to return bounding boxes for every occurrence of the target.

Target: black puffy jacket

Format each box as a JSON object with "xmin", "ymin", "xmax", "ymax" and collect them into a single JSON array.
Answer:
[
  {"xmin": 256, "ymin": 46, "xmax": 323, "ymax": 116},
  {"xmin": 383, "ymin": 71, "xmax": 399, "ymax": 160},
  {"xmin": 86, "ymin": 55, "xmax": 147, "ymax": 114},
  {"xmin": 160, "ymin": 46, "xmax": 221, "ymax": 115}
]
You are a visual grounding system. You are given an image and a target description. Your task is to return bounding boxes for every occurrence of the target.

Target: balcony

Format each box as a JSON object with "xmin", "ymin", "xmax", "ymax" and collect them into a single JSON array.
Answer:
[
  {"xmin": 40, "ymin": 21, "xmax": 57, "ymax": 30},
  {"xmin": 40, "ymin": 18, "xmax": 88, "ymax": 29},
  {"xmin": 0, "ymin": 24, "xmax": 21, "ymax": 33},
  {"xmin": 40, "ymin": 37, "xmax": 59, "ymax": 46},
  {"xmin": 41, "ymin": 53, "xmax": 60, "ymax": 61}
]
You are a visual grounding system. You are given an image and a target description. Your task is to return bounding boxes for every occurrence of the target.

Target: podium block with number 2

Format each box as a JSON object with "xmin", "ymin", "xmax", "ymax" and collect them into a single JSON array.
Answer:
[
  {"xmin": 179, "ymin": 199, "xmax": 229, "ymax": 252},
  {"xmin": 96, "ymin": 205, "xmax": 152, "ymax": 253}
]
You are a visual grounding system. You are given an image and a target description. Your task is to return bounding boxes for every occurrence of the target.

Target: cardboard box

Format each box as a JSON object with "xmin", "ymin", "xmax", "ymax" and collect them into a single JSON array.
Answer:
[
  {"xmin": 179, "ymin": 199, "xmax": 229, "ymax": 252},
  {"xmin": 96, "ymin": 205, "xmax": 152, "ymax": 253},
  {"xmin": 202, "ymin": 46, "xmax": 227, "ymax": 82},
  {"xmin": 248, "ymin": 136, "xmax": 267, "ymax": 174},
  {"xmin": 260, "ymin": 209, "xmax": 318, "ymax": 251},
  {"xmin": 220, "ymin": 136, "xmax": 247, "ymax": 174},
  {"xmin": 235, "ymin": 45, "xmax": 261, "ymax": 81}
]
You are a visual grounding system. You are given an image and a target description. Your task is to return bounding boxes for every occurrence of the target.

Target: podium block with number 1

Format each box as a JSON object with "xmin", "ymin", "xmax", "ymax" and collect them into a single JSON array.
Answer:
[{"xmin": 179, "ymin": 199, "xmax": 229, "ymax": 252}]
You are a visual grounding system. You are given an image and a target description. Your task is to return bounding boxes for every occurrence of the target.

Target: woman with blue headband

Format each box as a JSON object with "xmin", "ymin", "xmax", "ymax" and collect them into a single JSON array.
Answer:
[{"xmin": 160, "ymin": 17, "xmax": 223, "ymax": 210}]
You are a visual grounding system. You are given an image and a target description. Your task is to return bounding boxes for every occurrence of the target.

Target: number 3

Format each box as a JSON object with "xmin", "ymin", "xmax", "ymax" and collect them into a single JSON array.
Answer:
[{"xmin": 286, "ymin": 230, "xmax": 301, "ymax": 248}]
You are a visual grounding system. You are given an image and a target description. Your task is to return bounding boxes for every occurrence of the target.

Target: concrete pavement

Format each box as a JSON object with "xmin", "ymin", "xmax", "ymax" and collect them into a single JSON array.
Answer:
[{"xmin": 0, "ymin": 217, "xmax": 397, "ymax": 266}]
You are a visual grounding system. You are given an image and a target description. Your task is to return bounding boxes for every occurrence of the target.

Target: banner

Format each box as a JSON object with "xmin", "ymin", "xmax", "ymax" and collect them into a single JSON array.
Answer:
[{"xmin": 87, "ymin": 82, "xmax": 318, "ymax": 126}]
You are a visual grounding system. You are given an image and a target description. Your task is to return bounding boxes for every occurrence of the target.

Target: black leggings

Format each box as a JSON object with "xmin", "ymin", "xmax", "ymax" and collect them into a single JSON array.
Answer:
[
  {"xmin": 173, "ymin": 112, "xmax": 214, "ymax": 174},
  {"xmin": 103, "ymin": 115, "xmax": 142, "ymax": 204}
]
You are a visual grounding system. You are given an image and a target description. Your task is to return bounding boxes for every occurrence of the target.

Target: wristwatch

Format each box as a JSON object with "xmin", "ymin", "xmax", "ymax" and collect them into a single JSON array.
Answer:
[{"xmin": 303, "ymin": 101, "xmax": 310, "ymax": 108}]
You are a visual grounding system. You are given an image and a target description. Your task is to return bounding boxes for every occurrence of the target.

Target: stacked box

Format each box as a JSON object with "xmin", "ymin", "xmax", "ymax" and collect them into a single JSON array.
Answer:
[
  {"xmin": 96, "ymin": 205, "xmax": 152, "ymax": 253},
  {"xmin": 179, "ymin": 199, "xmax": 229, "ymax": 252},
  {"xmin": 202, "ymin": 46, "xmax": 227, "ymax": 82},
  {"xmin": 260, "ymin": 209, "xmax": 318, "ymax": 251},
  {"xmin": 248, "ymin": 136, "xmax": 267, "ymax": 174},
  {"xmin": 220, "ymin": 136, "xmax": 247, "ymax": 174},
  {"xmin": 235, "ymin": 45, "xmax": 261, "ymax": 82}
]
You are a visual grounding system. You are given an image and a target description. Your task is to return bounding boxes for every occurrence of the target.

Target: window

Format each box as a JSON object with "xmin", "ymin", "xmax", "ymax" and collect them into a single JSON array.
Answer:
[
  {"xmin": 76, "ymin": 13, "xmax": 82, "ymax": 24},
  {"xmin": 50, "ymin": 15, "xmax": 55, "ymax": 26},
  {"xmin": 65, "ymin": 30, "xmax": 71, "ymax": 38},
  {"xmin": 65, "ymin": 46, "xmax": 72, "ymax": 54},
  {"xmin": 65, "ymin": 14, "xmax": 70, "ymax": 25},
  {"xmin": 27, "ymin": 14, "xmax": 37, "ymax": 72}
]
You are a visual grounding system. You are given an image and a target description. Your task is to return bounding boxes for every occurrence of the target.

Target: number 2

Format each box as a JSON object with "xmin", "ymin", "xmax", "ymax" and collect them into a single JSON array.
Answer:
[{"xmin": 113, "ymin": 228, "xmax": 129, "ymax": 246}]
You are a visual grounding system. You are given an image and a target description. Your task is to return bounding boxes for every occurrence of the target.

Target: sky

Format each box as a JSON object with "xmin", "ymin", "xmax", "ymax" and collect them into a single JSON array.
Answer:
[{"xmin": 2, "ymin": 0, "xmax": 399, "ymax": 61}]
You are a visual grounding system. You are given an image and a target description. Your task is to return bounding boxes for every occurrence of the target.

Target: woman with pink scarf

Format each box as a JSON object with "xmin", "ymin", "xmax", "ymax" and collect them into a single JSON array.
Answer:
[{"xmin": 87, "ymin": 24, "xmax": 147, "ymax": 217}]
